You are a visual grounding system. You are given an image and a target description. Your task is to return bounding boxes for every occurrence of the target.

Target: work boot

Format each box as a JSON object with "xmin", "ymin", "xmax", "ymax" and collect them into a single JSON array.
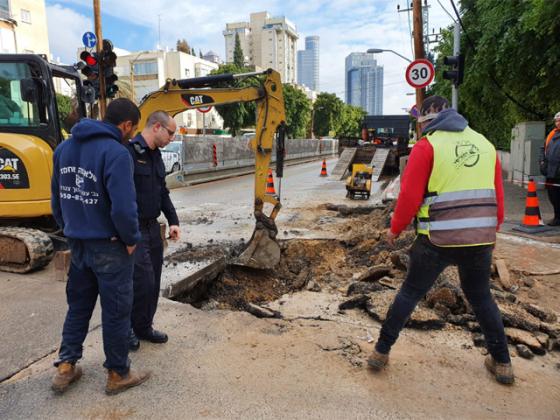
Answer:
[
  {"xmin": 51, "ymin": 362, "xmax": 82, "ymax": 394},
  {"xmin": 137, "ymin": 329, "xmax": 168, "ymax": 344},
  {"xmin": 129, "ymin": 330, "xmax": 140, "ymax": 352},
  {"xmin": 367, "ymin": 349, "xmax": 389, "ymax": 371},
  {"xmin": 105, "ymin": 368, "xmax": 151, "ymax": 395},
  {"xmin": 484, "ymin": 355, "xmax": 514, "ymax": 385}
]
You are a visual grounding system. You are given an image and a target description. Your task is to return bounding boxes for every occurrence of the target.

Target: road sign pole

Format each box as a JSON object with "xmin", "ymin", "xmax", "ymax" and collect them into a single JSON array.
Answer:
[
  {"xmin": 93, "ymin": 0, "xmax": 106, "ymax": 119},
  {"xmin": 451, "ymin": 21, "xmax": 461, "ymax": 110},
  {"xmin": 413, "ymin": 0, "xmax": 425, "ymax": 139}
]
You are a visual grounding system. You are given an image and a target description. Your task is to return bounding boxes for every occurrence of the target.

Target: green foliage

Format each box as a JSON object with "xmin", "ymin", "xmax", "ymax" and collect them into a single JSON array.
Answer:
[
  {"xmin": 429, "ymin": 0, "xmax": 560, "ymax": 150},
  {"xmin": 338, "ymin": 105, "xmax": 366, "ymax": 138},
  {"xmin": 209, "ymin": 63, "xmax": 257, "ymax": 136},
  {"xmin": 199, "ymin": 49, "xmax": 203, "ymax": 58},
  {"xmin": 282, "ymin": 84, "xmax": 311, "ymax": 138},
  {"xmin": 56, "ymin": 93, "xmax": 73, "ymax": 131},
  {"xmin": 233, "ymin": 33, "xmax": 245, "ymax": 68},
  {"xmin": 312, "ymin": 93, "xmax": 345, "ymax": 137},
  {"xmin": 176, "ymin": 39, "xmax": 191, "ymax": 54},
  {"xmin": 191, "ymin": 47, "xmax": 195, "ymax": 56}
]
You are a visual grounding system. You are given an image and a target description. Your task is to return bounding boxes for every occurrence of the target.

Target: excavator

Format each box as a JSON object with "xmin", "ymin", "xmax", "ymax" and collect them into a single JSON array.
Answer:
[
  {"xmin": 137, "ymin": 68, "xmax": 287, "ymax": 269},
  {"xmin": 0, "ymin": 53, "xmax": 286, "ymax": 272}
]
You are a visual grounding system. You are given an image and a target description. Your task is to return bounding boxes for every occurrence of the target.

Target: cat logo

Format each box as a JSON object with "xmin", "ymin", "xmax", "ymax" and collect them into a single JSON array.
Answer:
[
  {"xmin": 0, "ymin": 157, "xmax": 19, "ymax": 172},
  {"xmin": 181, "ymin": 94, "xmax": 214, "ymax": 108}
]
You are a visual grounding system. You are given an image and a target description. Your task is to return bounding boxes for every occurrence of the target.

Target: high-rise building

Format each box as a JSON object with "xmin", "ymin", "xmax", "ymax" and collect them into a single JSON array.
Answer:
[
  {"xmin": 345, "ymin": 52, "xmax": 383, "ymax": 115},
  {"xmin": 297, "ymin": 36, "xmax": 319, "ymax": 91},
  {"xmin": 0, "ymin": 0, "xmax": 50, "ymax": 55},
  {"xmin": 223, "ymin": 11, "xmax": 298, "ymax": 83}
]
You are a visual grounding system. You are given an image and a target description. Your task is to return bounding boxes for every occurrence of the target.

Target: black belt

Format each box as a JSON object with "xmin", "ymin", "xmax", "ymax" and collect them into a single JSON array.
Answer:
[{"xmin": 139, "ymin": 218, "xmax": 158, "ymax": 228}]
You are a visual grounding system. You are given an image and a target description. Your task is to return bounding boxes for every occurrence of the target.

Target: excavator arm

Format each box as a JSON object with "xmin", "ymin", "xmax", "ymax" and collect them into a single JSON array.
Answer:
[{"xmin": 137, "ymin": 69, "xmax": 287, "ymax": 269}]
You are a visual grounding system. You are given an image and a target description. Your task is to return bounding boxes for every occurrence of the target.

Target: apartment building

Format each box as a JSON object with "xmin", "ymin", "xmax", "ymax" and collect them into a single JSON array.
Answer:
[
  {"xmin": 223, "ymin": 11, "xmax": 298, "ymax": 83},
  {"xmin": 115, "ymin": 50, "xmax": 223, "ymax": 130},
  {"xmin": 0, "ymin": 0, "xmax": 50, "ymax": 55},
  {"xmin": 345, "ymin": 52, "xmax": 384, "ymax": 115},
  {"xmin": 297, "ymin": 36, "xmax": 319, "ymax": 91}
]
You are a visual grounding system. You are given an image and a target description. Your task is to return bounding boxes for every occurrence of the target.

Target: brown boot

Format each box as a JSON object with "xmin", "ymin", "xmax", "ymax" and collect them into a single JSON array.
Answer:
[
  {"xmin": 367, "ymin": 349, "xmax": 389, "ymax": 371},
  {"xmin": 105, "ymin": 368, "xmax": 151, "ymax": 395},
  {"xmin": 484, "ymin": 355, "xmax": 514, "ymax": 385},
  {"xmin": 51, "ymin": 362, "xmax": 82, "ymax": 394}
]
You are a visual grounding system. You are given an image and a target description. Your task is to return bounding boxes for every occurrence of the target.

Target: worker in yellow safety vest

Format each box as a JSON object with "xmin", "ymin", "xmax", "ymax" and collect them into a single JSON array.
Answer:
[{"xmin": 366, "ymin": 96, "xmax": 514, "ymax": 385}]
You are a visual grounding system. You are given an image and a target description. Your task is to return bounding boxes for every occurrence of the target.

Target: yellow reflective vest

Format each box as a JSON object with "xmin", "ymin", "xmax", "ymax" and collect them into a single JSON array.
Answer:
[{"xmin": 416, "ymin": 127, "xmax": 497, "ymax": 247}]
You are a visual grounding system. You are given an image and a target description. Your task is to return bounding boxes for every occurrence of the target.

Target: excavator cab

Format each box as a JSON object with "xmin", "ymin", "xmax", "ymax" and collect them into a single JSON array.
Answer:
[
  {"xmin": 0, "ymin": 54, "xmax": 86, "ymax": 272},
  {"xmin": 137, "ymin": 69, "xmax": 287, "ymax": 270}
]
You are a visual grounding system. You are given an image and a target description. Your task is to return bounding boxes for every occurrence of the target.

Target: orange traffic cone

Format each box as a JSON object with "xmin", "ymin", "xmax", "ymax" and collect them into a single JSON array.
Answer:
[
  {"xmin": 320, "ymin": 159, "xmax": 328, "ymax": 177},
  {"xmin": 266, "ymin": 169, "xmax": 276, "ymax": 195},
  {"xmin": 522, "ymin": 179, "xmax": 542, "ymax": 226}
]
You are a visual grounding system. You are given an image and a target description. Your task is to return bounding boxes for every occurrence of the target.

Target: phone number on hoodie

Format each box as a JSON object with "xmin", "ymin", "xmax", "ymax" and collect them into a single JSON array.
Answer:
[{"xmin": 60, "ymin": 192, "xmax": 99, "ymax": 205}]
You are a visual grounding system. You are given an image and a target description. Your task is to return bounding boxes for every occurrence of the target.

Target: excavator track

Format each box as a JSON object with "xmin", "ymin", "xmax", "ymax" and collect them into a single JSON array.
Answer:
[{"xmin": 0, "ymin": 227, "xmax": 54, "ymax": 273}]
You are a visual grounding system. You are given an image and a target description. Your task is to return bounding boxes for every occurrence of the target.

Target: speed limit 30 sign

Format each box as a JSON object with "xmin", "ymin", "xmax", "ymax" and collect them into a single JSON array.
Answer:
[{"xmin": 405, "ymin": 59, "xmax": 435, "ymax": 89}]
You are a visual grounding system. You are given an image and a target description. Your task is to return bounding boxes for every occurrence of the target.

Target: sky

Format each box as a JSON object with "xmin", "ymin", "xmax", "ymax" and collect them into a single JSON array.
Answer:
[{"xmin": 45, "ymin": 0, "xmax": 457, "ymax": 114}]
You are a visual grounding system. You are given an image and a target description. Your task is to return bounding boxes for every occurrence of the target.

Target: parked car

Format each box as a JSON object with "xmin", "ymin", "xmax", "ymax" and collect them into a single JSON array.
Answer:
[{"xmin": 161, "ymin": 140, "xmax": 182, "ymax": 174}]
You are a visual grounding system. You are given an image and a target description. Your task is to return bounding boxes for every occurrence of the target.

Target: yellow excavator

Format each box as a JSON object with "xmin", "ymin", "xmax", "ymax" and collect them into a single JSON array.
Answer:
[
  {"xmin": 0, "ymin": 54, "xmax": 87, "ymax": 273},
  {"xmin": 137, "ymin": 69, "xmax": 287, "ymax": 269},
  {"xmin": 0, "ymin": 57, "xmax": 286, "ymax": 272}
]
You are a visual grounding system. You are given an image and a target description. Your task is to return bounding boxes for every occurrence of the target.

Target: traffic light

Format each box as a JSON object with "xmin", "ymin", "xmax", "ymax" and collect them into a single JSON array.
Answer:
[
  {"xmin": 442, "ymin": 54, "xmax": 464, "ymax": 86},
  {"xmin": 101, "ymin": 39, "xmax": 119, "ymax": 98},
  {"xmin": 78, "ymin": 51, "xmax": 100, "ymax": 99}
]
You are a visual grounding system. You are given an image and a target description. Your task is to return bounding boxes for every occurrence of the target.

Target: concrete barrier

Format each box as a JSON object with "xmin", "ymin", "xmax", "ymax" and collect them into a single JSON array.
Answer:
[{"xmin": 166, "ymin": 135, "xmax": 338, "ymax": 188}]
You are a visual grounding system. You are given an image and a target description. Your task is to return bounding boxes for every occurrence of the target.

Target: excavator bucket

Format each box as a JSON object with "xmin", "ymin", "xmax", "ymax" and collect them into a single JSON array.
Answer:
[{"xmin": 235, "ymin": 228, "xmax": 281, "ymax": 270}]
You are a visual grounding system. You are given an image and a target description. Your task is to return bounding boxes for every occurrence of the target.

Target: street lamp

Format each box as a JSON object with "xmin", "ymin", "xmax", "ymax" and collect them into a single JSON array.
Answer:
[{"xmin": 367, "ymin": 48, "xmax": 412, "ymax": 63}]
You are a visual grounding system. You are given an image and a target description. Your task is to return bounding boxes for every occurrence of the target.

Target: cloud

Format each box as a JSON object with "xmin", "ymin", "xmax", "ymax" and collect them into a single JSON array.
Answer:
[
  {"xmin": 47, "ymin": 0, "xmax": 455, "ymax": 113},
  {"xmin": 46, "ymin": 4, "xmax": 93, "ymax": 64}
]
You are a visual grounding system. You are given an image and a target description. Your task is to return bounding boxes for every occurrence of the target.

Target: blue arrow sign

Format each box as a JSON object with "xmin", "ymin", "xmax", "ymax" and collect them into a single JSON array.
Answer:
[{"xmin": 82, "ymin": 32, "xmax": 97, "ymax": 48}]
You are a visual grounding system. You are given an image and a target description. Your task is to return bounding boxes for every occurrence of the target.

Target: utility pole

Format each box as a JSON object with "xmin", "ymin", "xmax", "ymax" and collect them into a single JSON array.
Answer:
[
  {"xmin": 93, "ymin": 0, "xmax": 106, "ymax": 119},
  {"xmin": 451, "ymin": 21, "xmax": 461, "ymax": 110},
  {"xmin": 412, "ymin": 0, "xmax": 425, "ymax": 137}
]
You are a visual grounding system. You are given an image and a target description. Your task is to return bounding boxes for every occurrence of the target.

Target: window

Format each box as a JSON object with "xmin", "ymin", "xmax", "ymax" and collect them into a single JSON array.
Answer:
[
  {"xmin": 133, "ymin": 61, "xmax": 158, "ymax": 76},
  {"xmin": 0, "ymin": 62, "xmax": 43, "ymax": 127},
  {"xmin": 184, "ymin": 68, "xmax": 190, "ymax": 77},
  {"xmin": 21, "ymin": 9, "xmax": 31, "ymax": 24},
  {"xmin": 0, "ymin": 0, "xmax": 9, "ymax": 20}
]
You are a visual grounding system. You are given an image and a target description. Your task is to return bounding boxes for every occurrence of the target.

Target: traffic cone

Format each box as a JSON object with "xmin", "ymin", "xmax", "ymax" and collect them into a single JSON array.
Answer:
[
  {"xmin": 266, "ymin": 169, "xmax": 276, "ymax": 195},
  {"xmin": 513, "ymin": 178, "xmax": 553, "ymax": 233},
  {"xmin": 320, "ymin": 159, "xmax": 328, "ymax": 177}
]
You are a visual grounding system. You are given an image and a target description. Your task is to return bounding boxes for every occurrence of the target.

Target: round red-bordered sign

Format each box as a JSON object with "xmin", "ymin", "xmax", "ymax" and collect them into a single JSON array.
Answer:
[
  {"xmin": 405, "ymin": 59, "xmax": 435, "ymax": 89},
  {"xmin": 197, "ymin": 106, "xmax": 212, "ymax": 113}
]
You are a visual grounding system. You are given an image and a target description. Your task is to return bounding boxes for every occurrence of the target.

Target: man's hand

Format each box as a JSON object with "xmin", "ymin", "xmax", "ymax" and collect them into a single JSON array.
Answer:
[
  {"xmin": 386, "ymin": 229, "xmax": 400, "ymax": 247},
  {"xmin": 169, "ymin": 225, "xmax": 180, "ymax": 241},
  {"xmin": 126, "ymin": 244, "xmax": 137, "ymax": 255}
]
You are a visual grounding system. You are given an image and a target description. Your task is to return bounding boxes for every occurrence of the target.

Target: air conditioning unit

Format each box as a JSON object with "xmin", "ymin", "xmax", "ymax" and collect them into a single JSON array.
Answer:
[{"xmin": 509, "ymin": 121, "xmax": 545, "ymax": 189}]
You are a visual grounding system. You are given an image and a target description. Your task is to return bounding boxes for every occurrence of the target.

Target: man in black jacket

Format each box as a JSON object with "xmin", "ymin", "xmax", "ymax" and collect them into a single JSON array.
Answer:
[{"xmin": 127, "ymin": 110, "xmax": 180, "ymax": 350}]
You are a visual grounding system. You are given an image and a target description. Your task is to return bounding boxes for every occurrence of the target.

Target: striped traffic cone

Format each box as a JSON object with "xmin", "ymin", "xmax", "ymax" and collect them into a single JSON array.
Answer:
[
  {"xmin": 522, "ymin": 179, "xmax": 542, "ymax": 226},
  {"xmin": 513, "ymin": 179, "xmax": 552, "ymax": 233},
  {"xmin": 266, "ymin": 169, "xmax": 276, "ymax": 195},
  {"xmin": 319, "ymin": 159, "xmax": 328, "ymax": 177}
]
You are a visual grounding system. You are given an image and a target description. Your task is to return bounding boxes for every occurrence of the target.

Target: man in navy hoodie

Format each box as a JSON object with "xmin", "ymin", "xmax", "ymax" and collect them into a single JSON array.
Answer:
[{"xmin": 51, "ymin": 98, "xmax": 151, "ymax": 395}]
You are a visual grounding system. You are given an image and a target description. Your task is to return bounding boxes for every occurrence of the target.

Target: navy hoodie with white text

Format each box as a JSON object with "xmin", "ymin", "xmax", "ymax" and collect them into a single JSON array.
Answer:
[{"xmin": 51, "ymin": 119, "xmax": 140, "ymax": 245}]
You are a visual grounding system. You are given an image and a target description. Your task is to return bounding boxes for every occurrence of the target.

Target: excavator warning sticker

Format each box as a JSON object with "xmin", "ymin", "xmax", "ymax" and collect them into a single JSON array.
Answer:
[{"xmin": 0, "ymin": 147, "xmax": 29, "ymax": 189}]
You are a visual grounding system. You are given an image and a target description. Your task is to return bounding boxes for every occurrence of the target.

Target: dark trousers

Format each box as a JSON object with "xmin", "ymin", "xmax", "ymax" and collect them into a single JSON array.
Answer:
[
  {"xmin": 546, "ymin": 178, "xmax": 560, "ymax": 220},
  {"xmin": 56, "ymin": 239, "xmax": 134, "ymax": 375},
  {"xmin": 131, "ymin": 221, "xmax": 164, "ymax": 336},
  {"xmin": 376, "ymin": 235, "xmax": 511, "ymax": 364}
]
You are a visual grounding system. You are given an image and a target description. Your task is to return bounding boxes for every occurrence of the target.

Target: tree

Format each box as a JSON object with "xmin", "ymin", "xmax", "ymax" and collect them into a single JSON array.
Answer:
[
  {"xmin": 338, "ymin": 104, "xmax": 366, "ymax": 138},
  {"xmin": 199, "ymin": 49, "xmax": 203, "ymax": 59},
  {"xmin": 191, "ymin": 47, "xmax": 195, "ymax": 56},
  {"xmin": 233, "ymin": 32, "xmax": 244, "ymax": 67},
  {"xmin": 176, "ymin": 39, "xmax": 191, "ymax": 54},
  {"xmin": 282, "ymin": 84, "xmax": 312, "ymax": 138},
  {"xmin": 429, "ymin": 0, "xmax": 560, "ymax": 150},
  {"xmin": 313, "ymin": 93, "xmax": 345, "ymax": 137}
]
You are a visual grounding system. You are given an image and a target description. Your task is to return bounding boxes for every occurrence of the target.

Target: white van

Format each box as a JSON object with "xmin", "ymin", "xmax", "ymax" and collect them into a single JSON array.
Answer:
[{"xmin": 161, "ymin": 140, "xmax": 182, "ymax": 173}]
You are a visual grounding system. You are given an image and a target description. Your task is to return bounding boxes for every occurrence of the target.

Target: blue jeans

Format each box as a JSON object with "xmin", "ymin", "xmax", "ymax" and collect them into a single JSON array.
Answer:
[
  {"xmin": 55, "ymin": 238, "xmax": 134, "ymax": 375},
  {"xmin": 376, "ymin": 235, "xmax": 511, "ymax": 364},
  {"xmin": 131, "ymin": 221, "xmax": 164, "ymax": 336}
]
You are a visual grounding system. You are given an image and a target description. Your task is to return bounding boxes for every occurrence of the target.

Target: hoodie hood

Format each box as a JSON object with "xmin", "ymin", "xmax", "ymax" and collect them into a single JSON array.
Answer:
[
  {"xmin": 423, "ymin": 108, "xmax": 468, "ymax": 134},
  {"xmin": 70, "ymin": 118, "xmax": 122, "ymax": 143}
]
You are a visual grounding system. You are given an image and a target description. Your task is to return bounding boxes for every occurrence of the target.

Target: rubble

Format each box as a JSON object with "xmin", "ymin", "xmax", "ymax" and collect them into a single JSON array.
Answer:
[
  {"xmin": 339, "ymin": 295, "xmax": 369, "ymax": 311},
  {"xmin": 356, "ymin": 265, "xmax": 392, "ymax": 282},
  {"xmin": 504, "ymin": 328, "xmax": 545, "ymax": 355},
  {"xmin": 245, "ymin": 303, "xmax": 281, "ymax": 319},
  {"xmin": 516, "ymin": 344, "xmax": 534, "ymax": 359},
  {"xmin": 521, "ymin": 303, "xmax": 557, "ymax": 324}
]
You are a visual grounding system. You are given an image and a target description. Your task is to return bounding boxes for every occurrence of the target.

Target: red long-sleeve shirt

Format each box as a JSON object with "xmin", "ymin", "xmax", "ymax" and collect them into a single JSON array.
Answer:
[{"xmin": 390, "ymin": 137, "xmax": 505, "ymax": 235}]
